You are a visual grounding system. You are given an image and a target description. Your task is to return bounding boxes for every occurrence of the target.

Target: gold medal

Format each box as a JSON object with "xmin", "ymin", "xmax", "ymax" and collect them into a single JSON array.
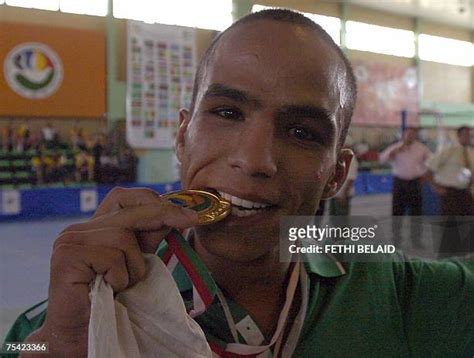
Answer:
[{"xmin": 163, "ymin": 189, "xmax": 231, "ymax": 225}]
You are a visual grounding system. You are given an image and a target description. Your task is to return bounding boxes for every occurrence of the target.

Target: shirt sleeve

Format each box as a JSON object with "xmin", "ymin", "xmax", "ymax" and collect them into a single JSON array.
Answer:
[
  {"xmin": 379, "ymin": 143, "xmax": 399, "ymax": 164},
  {"xmin": 425, "ymin": 147, "xmax": 449, "ymax": 172},
  {"xmin": 3, "ymin": 300, "xmax": 48, "ymax": 353},
  {"xmin": 397, "ymin": 258, "xmax": 474, "ymax": 356}
]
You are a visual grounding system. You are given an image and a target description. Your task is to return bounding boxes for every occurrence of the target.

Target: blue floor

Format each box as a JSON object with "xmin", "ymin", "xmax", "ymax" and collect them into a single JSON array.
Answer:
[{"xmin": 0, "ymin": 215, "xmax": 90, "ymax": 340}]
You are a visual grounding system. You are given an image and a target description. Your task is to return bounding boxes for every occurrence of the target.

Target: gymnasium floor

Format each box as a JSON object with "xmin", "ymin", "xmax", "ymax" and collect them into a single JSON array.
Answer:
[{"xmin": 0, "ymin": 194, "xmax": 391, "ymax": 340}]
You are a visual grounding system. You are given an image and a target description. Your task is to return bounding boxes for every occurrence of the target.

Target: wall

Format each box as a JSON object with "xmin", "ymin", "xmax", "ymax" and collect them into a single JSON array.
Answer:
[{"xmin": 1, "ymin": 2, "xmax": 472, "ymax": 180}]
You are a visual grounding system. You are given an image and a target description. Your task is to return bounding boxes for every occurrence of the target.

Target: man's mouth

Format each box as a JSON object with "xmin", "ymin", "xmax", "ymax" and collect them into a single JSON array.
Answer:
[{"xmin": 217, "ymin": 190, "xmax": 274, "ymax": 217}]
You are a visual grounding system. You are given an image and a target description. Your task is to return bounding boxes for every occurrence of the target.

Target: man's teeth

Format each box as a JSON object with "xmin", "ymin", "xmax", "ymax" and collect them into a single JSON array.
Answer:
[
  {"xmin": 217, "ymin": 191, "xmax": 271, "ymax": 216},
  {"xmin": 231, "ymin": 207, "xmax": 258, "ymax": 217}
]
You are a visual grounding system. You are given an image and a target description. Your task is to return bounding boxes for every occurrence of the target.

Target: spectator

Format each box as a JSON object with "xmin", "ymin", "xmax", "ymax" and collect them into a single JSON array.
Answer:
[
  {"xmin": 46, "ymin": 152, "xmax": 68, "ymax": 184},
  {"xmin": 75, "ymin": 150, "xmax": 94, "ymax": 182},
  {"xmin": 15, "ymin": 124, "xmax": 30, "ymax": 152},
  {"xmin": 92, "ymin": 133, "xmax": 106, "ymax": 182},
  {"xmin": 426, "ymin": 126, "xmax": 473, "ymax": 215},
  {"xmin": 71, "ymin": 126, "xmax": 87, "ymax": 151},
  {"xmin": 380, "ymin": 127, "xmax": 431, "ymax": 248},
  {"xmin": 99, "ymin": 149, "xmax": 120, "ymax": 184},
  {"xmin": 31, "ymin": 151, "xmax": 46, "ymax": 185},
  {"xmin": 119, "ymin": 147, "xmax": 138, "ymax": 183},
  {"xmin": 42, "ymin": 122, "xmax": 56, "ymax": 147}
]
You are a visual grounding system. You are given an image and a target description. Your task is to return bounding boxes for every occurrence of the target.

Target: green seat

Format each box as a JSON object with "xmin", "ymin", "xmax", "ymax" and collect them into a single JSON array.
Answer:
[
  {"xmin": 12, "ymin": 159, "xmax": 28, "ymax": 167},
  {"xmin": 14, "ymin": 171, "xmax": 31, "ymax": 179},
  {"xmin": 0, "ymin": 172, "xmax": 13, "ymax": 179},
  {"xmin": 0, "ymin": 160, "xmax": 10, "ymax": 168}
]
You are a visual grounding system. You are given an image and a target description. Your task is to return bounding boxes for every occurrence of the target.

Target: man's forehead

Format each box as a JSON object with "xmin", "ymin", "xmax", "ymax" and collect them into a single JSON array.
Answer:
[
  {"xmin": 216, "ymin": 20, "xmax": 334, "ymax": 60},
  {"xmin": 205, "ymin": 21, "xmax": 342, "ymax": 89}
]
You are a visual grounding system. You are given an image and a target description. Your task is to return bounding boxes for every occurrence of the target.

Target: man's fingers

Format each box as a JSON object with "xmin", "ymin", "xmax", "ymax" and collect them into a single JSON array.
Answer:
[
  {"xmin": 68, "ymin": 201, "xmax": 198, "ymax": 233},
  {"xmin": 93, "ymin": 187, "xmax": 162, "ymax": 219},
  {"xmin": 54, "ymin": 228, "xmax": 147, "ymax": 286}
]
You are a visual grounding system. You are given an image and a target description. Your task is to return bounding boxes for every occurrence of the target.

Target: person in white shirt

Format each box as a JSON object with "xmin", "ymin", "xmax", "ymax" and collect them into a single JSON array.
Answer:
[
  {"xmin": 380, "ymin": 127, "xmax": 432, "ymax": 216},
  {"xmin": 426, "ymin": 126, "xmax": 473, "ymax": 216},
  {"xmin": 380, "ymin": 127, "xmax": 432, "ymax": 248}
]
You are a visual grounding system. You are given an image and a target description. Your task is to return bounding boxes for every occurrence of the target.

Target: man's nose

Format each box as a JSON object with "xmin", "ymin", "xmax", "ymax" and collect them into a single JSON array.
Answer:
[{"xmin": 228, "ymin": 118, "xmax": 278, "ymax": 178}]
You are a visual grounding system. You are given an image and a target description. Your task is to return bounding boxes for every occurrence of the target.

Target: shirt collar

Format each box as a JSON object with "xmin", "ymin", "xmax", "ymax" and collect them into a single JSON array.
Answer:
[
  {"xmin": 157, "ymin": 229, "xmax": 346, "ymax": 299},
  {"xmin": 303, "ymin": 251, "xmax": 346, "ymax": 277}
]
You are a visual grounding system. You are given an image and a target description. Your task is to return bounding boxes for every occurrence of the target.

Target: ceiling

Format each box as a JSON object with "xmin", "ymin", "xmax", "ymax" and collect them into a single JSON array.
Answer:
[{"xmin": 347, "ymin": 0, "xmax": 474, "ymax": 30}]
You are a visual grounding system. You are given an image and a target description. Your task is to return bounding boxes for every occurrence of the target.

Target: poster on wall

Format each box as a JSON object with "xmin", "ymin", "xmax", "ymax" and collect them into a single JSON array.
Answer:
[
  {"xmin": 126, "ymin": 21, "xmax": 196, "ymax": 149},
  {"xmin": 0, "ymin": 190, "xmax": 21, "ymax": 215},
  {"xmin": 352, "ymin": 61, "xmax": 419, "ymax": 127},
  {"xmin": 0, "ymin": 22, "xmax": 106, "ymax": 117}
]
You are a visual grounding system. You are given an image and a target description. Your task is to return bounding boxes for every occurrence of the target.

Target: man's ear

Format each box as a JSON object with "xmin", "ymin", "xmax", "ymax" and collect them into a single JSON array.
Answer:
[
  {"xmin": 176, "ymin": 109, "xmax": 190, "ymax": 163},
  {"xmin": 321, "ymin": 148, "xmax": 354, "ymax": 199}
]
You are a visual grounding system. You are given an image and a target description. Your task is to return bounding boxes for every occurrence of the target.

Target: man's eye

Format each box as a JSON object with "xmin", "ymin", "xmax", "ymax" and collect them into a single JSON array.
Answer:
[
  {"xmin": 212, "ymin": 108, "xmax": 243, "ymax": 121},
  {"xmin": 289, "ymin": 127, "xmax": 320, "ymax": 143}
]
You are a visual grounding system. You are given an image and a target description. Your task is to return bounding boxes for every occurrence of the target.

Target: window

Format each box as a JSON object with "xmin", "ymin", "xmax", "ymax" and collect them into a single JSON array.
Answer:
[
  {"xmin": 113, "ymin": 0, "xmax": 232, "ymax": 30},
  {"xmin": 6, "ymin": 0, "xmax": 59, "ymax": 11},
  {"xmin": 60, "ymin": 0, "xmax": 107, "ymax": 16},
  {"xmin": 419, "ymin": 34, "xmax": 473, "ymax": 67},
  {"xmin": 346, "ymin": 21, "xmax": 415, "ymax": 57},
  {"xmin": 5, "ymin": 0, "xmax": 108, "ymax": 15},
  {"xmin": 252, "ymin": 5, "xmax": 341, "ymax": 45}
]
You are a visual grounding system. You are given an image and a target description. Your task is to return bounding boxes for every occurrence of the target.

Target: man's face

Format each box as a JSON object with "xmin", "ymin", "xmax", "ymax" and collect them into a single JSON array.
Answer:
[
  {"xmin": 176, "ymin": 21, "xmax": 351, "ymax": 261},
  {"xmin": 403, "ymin": 128, "xmax": 417, "ymax": 144}
]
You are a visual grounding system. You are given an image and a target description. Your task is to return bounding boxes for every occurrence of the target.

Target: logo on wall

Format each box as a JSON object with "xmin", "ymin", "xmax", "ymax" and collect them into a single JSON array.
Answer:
[{"xmin": 3, "ymin": 42, "xmax": 63, "ymax": 99}]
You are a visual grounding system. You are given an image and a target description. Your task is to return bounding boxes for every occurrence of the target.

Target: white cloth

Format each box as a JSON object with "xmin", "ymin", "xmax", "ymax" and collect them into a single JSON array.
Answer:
[
  {"xmin": 88, "ymin": 254, "xmax": 212, "ymax": 358},
  {"xmin": 379, "ymin": 141, "xmax": 431, "ymax": 180},
  {"xmin": 426, "ymin": 144, "xmax": 474, "ymax": 191}
]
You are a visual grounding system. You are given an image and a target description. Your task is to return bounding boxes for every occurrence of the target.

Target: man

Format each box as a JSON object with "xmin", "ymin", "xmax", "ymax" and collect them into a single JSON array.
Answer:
[
  {"xmin": 380, "ymin": 127, "xmax": 432, "ymax": 217},
  {"xmin": 5, "ymin": 10, "xmax": 473, "ymax": 357},
  {"xmin": 379, "ymin": 127, "xmax": 432, "ymax": 248},
  {"xmin": 426, "ymin": 126, "xmax": 474, "ymax": 216},
  {"xmin": 426, "ymin": 126, "xmax": 473, "ymax": 257}
]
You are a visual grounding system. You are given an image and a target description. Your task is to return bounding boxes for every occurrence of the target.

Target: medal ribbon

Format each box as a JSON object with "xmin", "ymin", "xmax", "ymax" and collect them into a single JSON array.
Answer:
[{"xmin": 160, "ymin": 227, "xmax": 308, "ymax": 357}]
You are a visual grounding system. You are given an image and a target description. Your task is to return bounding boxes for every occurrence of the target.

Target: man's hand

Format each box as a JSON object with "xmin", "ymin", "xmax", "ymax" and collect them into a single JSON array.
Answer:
[{"xmin": 23, "ymin": 187, "xmax": 198, "ymax": 356}]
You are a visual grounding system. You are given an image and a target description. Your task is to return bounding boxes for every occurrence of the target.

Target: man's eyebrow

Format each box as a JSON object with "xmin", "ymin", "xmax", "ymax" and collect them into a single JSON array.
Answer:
[
  {"xmin": 202, "ymin": 83, "xmax": 261, "ymax": 106},
  {"xmin": 279, "ymin": 105, "xmax": 334, "ymax": 123},
  {"xmin": 279, "ymin": 105, "xmax": 337, "ymax": 137}
]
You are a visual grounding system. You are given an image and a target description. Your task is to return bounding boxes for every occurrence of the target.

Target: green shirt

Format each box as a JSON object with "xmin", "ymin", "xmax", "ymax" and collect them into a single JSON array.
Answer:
[{"xmin": 4, "ymin": 231, "xmax": 474, "ymax": 357}]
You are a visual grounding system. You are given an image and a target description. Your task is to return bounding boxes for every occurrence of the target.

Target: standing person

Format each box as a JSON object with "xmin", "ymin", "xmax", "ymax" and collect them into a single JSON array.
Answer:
[
  {"xmin": 91, "ymin": 133, "xmax": 106, "ymax": 183},
  {"xmin": 380, "ymin": 127, "xmax": 431, "ymax": 248},
  {"xmin": 426, "ymin": 126, "xmax": 473, "ymax": 257},
  {"xmin": 41, "ymin": 122, "xmax": 56, "ymax": 148},
  {"xmin": 426, "ymin": 126, "xmax": 474, "ymax": 216},
  {"xmin": 5, "ymin": 10, "xmax": 474, "ymax": 357},
  {"xmin": 380, "ymin": 127, "xmax": 432, "ymax": 216}
]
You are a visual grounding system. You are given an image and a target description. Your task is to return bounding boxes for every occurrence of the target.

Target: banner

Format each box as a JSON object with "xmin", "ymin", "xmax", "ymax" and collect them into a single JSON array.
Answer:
[
  {"xmin": 0, "ymin": 190, "xmax": 21, "ymax": 215},
  {"xmin": 352, "ymin": 61, "xmax": 419, "ymax": 127},
  {"xmin": 0, "ymin": 22, "xmax": 106, "ymax": 118},
  {"xmin": 126, "ymin": 21, "xmax": 196, "ymax": 149}
]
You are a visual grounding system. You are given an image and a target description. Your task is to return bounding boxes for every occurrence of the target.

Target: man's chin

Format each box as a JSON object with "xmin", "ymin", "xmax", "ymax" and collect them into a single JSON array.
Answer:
[{"xmin": 194, "ymin": 225, "xmax": 280, "ymax": 263}]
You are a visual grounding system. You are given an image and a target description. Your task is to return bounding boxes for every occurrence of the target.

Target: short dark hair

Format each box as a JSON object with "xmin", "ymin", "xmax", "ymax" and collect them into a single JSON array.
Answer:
[
  {"xmin": 189, "ymin": 8, "xmax": 357, "ymax": 150},
  {"xmin": 457, "ymin": 126, "xmax": 470, "ymax": 136}
]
